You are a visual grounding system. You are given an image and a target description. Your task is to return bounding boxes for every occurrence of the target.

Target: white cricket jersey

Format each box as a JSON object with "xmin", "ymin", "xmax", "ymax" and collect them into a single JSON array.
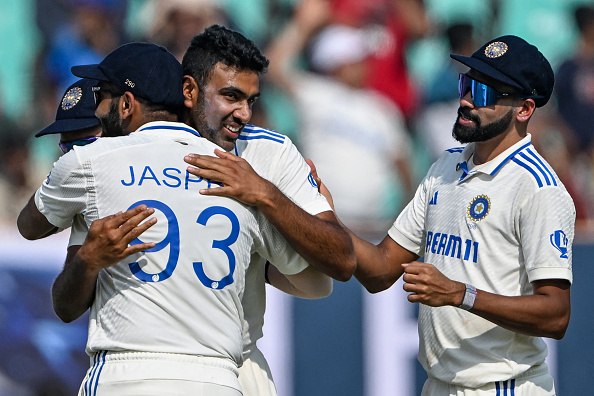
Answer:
[
  {"xmin": 35, "ymin": 121, "xmax": 309, "ymax": 367},
  {"xmin": 231, "ymin": 124, "xmax": 333, "ymax": 360},
  {"xmin": 388, "ymin": 134, "xmax": 575, "ymax": 388}
]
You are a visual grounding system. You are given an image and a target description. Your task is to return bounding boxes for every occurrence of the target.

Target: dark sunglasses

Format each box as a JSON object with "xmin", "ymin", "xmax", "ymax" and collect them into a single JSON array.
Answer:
[
  {"xmin": 92, "ymin": 85, "xmax": 124, "ymax": 105},
  {"xmin": 458, "ymin": 74, "xmax": 523, "ymax": 107},
  {"xmin": 59, "ymin": 136, "xmax": 99, "ymax": 154}
]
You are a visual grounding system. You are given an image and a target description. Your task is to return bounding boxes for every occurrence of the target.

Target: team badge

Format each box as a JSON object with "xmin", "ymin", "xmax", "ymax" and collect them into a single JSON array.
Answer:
[
  {"xmin": 467, "ymin": 195, "xmax": 491, "ymax": 221},
  {"xmin": 550, "ymin": 230, "xmax": 569, "ymax": 259},
  {"xmin": 484, "ymin": 41, "xmax": 508, "ymax": 58},
  {"xmin": 61, "ymin": 86, "xmax": 83, "ymax": 110}
]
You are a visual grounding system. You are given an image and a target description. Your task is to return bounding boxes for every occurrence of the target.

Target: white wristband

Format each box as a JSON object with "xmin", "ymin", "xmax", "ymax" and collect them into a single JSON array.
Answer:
[{"xmin": 459, "ymin": 283, "xmax": 477, "ymax": 310}]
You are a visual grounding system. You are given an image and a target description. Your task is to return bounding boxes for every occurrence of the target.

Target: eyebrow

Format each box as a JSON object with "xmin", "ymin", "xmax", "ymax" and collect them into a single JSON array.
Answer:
[{"xmin": 220, "ymin": 86, "xmax": 261, "ymax": 100}]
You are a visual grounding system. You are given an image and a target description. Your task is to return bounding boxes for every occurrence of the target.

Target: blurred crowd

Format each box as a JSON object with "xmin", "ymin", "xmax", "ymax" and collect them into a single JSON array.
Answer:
[{"xmin": 2, "ymin": 0, "xmax": 594, "ymax": 242}]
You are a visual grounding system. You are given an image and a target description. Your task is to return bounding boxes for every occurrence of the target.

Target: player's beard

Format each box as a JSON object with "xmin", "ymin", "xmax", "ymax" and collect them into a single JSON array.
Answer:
[
  {"xmin": 190, "ymin": 94, "xmax": 242, "ymax": 151},
  {"xmin": 98, "ymin": 98, "xmax": 126, "ymax": 137},
  {"xmin": 452, "ymin": 106, "xmax": 515, "ymax": 144}
]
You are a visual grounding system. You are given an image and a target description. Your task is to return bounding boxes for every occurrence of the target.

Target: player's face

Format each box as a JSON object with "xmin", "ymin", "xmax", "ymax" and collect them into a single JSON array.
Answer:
[
  {"xmin": 189, "ymin": 63, "xmax": 260, "ymax": 151},
  {"xmin": 452, "ymin": 71, "xmax": 518, "ymax": 144}
]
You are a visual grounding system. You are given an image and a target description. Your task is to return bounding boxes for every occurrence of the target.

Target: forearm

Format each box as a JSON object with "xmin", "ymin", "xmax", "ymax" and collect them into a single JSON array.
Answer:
[
  {"xmin": 269, "ymin": 264, "xmax": 332, "ymax": 299},
  {"xmin": 17, "ymin": 194, "xmax": 58, "ymax": 240},
  {"xmin": 52, "ymin": 246, "xmax": 99, "ymax": 322},
  {"xmin": 468, "ymin": 280, "xmax": 571, "ymax": 339},
  {"xmin": 258, "ymin": 182, "xmax": 356, "ymax": 281}
]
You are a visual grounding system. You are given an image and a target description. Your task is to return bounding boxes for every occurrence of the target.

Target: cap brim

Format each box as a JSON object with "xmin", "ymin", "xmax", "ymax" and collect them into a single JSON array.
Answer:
[
  {"xmin": 35, "ymin": 118, "xmax": 100, "ymax": 137},
  {"xmin": 71, "ymin": 64, "xmax": 109, "ymax": 81},
  {"xmin": 450, "ymin": 54, "xmax": 524, "ymax": 91}
]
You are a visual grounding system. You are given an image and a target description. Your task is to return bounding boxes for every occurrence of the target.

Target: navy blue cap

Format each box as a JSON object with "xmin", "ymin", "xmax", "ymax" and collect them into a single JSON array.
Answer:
[
  {"xmin": 71, "ymin": 42, "xmax": 184, "ymax": 108},
  {"xmin": 35, "ymin": 78, "xmax": 100, "ymax": 137},
  {"xmin": 450, "ymin": 35, "xmax": 554, "ymax": 107}
]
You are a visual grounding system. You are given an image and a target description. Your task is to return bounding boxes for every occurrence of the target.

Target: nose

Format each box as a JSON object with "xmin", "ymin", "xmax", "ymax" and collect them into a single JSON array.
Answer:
[
  {"xmin": 233, "ymin": 100, "xmax": 252, "ymax": 123},
  {"xmin": 460, "ymin": 89, "xmax": 475, "ymax": 108}
]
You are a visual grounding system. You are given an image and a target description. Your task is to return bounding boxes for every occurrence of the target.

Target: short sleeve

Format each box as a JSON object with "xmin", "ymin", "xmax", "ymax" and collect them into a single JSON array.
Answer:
[
  {"xmin": 35, "ymin": 152, "xmax": 90, "ymax": 230},
  {"xmin": 268, "ymin": 136, "xmax": 332, "ymax": 216},
  {"xmin": 519, "ymin": 186, "xmax": 575, "ymax": 283}
]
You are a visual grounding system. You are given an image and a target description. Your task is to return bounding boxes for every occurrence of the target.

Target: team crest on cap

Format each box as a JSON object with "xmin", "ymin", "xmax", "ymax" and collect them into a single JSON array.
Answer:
[
  {"xmin": 484, "ymin": 41, "xmax": 508, "ymax": 58},
  {"xmin": 467, "ymin": 195, "xmax": 491, "ymax": 221},
  {"xmin": 61, "ymin": 87, "xmax": 83, "ymax": 110}
]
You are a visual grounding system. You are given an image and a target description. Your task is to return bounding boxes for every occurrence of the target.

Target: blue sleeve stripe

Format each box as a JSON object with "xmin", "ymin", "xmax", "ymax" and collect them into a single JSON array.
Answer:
[
  {"xmin": 446, "ymin": 147, "xmax": 464, "ymax": 153},
  {"xmin": 518, "ymin": 152, "xmax": 553, "ymax": 186},
  {"xmin": 238, "ymin": 134, "xmax": 285, "ymax": 143},
  {"xmin": 525, "ymin": 148, "xmax": 557, "ymax": 186},
  {"xmin": 241, "ymin": 124, "xmax": 285, "ymax": 141},
  {"xmin": 511, "ymin": 157, "xmax": 544, "ymax": 187}
]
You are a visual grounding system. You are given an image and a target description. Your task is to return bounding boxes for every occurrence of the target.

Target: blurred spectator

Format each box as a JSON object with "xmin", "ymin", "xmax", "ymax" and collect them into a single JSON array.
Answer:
[
  {"xmin": 555, "ymin": 4, "xmax": 594, "ymax": 157},
  {"xmin": 414, "ymin": 22, "xmax": 477, "ymax": 161},
  {"xmin": 138, "ymin": 0, "xmax": 230, "ymax": 61},
  {"xmin": 267, "ymin": 0, "xmax": 414, "ymax": 242},
  {"xmin": 42, "ymin": 0, "xmax": 127, "ymax": 94},
  {"xmin": 550, "ymin": 4, "xmax": 594, "ymax": 228},
  {"xmin": 329, "ymin": 0, "xmax": 429, "ymax": 123}
]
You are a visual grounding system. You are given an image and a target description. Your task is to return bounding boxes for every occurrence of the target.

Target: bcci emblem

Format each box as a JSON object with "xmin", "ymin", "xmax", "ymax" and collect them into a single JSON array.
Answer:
[
  {"xmin": 61, "ymin": 86, "xmax": 83, "ymax": 110},
  {"xmin": 467, "ymin": 195, "xmax": 491, "ymax": 222},
  {"xmin": 550, "ymin": 230, "xmax": 569, "ymax": 259},
  {"xmin": 484, "ymin": 41, "xmax": 508, "ymax": 58}
]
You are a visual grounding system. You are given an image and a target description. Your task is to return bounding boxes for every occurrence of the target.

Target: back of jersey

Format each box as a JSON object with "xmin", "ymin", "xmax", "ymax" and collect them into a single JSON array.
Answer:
[{"xmin": 37, "ymin": 123, "xmax": 291, "ymax": 364}]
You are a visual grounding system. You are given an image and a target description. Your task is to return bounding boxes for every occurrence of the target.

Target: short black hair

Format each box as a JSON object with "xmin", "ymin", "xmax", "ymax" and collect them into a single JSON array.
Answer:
[{"xmin": 182, "ymin": 24, "xmax": 270, "ymax": 89}]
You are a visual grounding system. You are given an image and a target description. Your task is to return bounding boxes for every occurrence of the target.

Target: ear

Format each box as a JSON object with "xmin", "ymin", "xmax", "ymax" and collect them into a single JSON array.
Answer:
[
  {"xmin": 516, "ymin": 98, "xmax": 536, "ymax": 123},
  {"xmin": 183, "ymin": 75, "xmax": 199, "ymax": 109},
  {"xmin": 120, "ymin": 91, "xmax": 136, "ymax": 119}
]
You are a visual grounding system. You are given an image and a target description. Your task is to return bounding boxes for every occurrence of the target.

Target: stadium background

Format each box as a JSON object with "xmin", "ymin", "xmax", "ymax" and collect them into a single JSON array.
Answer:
[{"xmin": 0, "ymin": 0, "xmax": 593, "ymax": 394}]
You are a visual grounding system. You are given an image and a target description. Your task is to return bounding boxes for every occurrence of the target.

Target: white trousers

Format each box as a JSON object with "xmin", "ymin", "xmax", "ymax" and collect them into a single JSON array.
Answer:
[
  {"xmin": 422, "ymin": 363, "xmax": 556, "ymax": 396},
  {"xmin": 78, "ymin": 351, "xmax": 242, "ymax": 396},
  {"xmin": 238, "ymin": 348, "xmax": 277, "ymax": 396}
]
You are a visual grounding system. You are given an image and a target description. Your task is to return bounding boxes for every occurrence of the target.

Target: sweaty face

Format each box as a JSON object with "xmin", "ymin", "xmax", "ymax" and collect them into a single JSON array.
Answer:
[
  {"xmin": 190, "ymin": 63, "xmax": 260, "ymax": 151},
  {"xmin": 452, "ymin": 106, "xmax": 515, "ymax": 144}
]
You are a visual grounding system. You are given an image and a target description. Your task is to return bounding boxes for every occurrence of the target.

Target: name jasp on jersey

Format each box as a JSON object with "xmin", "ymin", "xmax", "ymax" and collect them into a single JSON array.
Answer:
[{"xmin": 120, "ymin": 165, "xmax": 222, "ymax": 189}]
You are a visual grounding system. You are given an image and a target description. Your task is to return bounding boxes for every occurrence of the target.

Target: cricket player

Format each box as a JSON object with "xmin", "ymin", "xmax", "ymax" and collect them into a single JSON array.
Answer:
[
  {"xmin": 315, "ymin": 35, "xmax": 574, "ymax": 395},
  {"xmin": 18, "ymin": 42, "xmax": 327, "ymax": 395}
]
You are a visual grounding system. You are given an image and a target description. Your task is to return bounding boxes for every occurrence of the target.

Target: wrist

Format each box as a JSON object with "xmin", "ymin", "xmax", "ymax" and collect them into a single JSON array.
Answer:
[{"xmin": 459, "ymin": 283, "xmax": 477, "ymax": 311}]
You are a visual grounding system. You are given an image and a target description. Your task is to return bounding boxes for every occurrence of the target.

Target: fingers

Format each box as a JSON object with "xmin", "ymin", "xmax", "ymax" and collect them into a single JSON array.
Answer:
[
  {"xmin": 117, "ymin": 206, "xmax": 155, "ymax": 236},
  {"xmin": 213, "ymin": 149, "xmax": 241, "ymax": 162}
]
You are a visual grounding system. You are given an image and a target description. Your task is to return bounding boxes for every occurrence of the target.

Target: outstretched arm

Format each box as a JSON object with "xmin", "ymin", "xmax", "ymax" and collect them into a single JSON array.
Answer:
[
  {"xmin": 308, "ymin": 158, "xmax": 417, "ymax": 292},
  {"xmin": 185, "ymin": 150, "xmax": 356, "ymax": 281},
  {"xmin": 53, "ymin": 206, "xmax": 156, "ymax": 322}
]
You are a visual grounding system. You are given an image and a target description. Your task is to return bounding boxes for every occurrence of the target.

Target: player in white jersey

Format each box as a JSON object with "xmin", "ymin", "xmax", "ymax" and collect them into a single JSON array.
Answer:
[
  {"xmin": 17, "ymin": 42, "xmax": 324, "ymax": 396},
  {"xmin": 180, "ymin": 25, "xmax": 356, "ymax": 396},
  {"xmin": 311, "ymin": 35, "xmax": 574, "ymax": 395}
]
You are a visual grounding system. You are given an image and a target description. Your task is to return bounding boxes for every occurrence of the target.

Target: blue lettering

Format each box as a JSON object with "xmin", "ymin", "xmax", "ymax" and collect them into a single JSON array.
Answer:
[
  {"xmin": 121, "ymin": 166, "xmax": 135, "ymax": 186},
  {"xmin": 431, "ymin": 233, "xmax": 441, "ymax": 254},
  {"xmin": 463, "ymin": 239, "xmax": 472, "ymax": 261},
  {"xmin": 426, "ymin": 232, "xmax": 433, "ymax": 253},
  {"xmin": 446, "ymin": 235, "xmax": 462, "ymax": 258},
  {"xmin": 139, "ymin": 166, "xmax": 161, "ymax": 186},
  {"xmin": 436, "ymin": 234, "xmax": 448, "ymax": 255},
  {"xmin": 163, "ymin": 168, "xmax": 182, "ymax": 188},
  {"xmin": 185, "ymin": 170, "xmax": 203, "ymax": 190},
  {"xmin": 472, "ymin": 241, "xmax": 479, "ymax": 263}
]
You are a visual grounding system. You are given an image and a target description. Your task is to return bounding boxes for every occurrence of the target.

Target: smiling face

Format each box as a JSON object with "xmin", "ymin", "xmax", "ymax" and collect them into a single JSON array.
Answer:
[{"xmin": 189, "ymin": 63, "xmax": 261, "ymax": 151}]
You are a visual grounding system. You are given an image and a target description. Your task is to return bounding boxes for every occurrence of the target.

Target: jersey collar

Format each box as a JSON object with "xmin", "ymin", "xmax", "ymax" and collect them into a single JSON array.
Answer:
[
  {"xmin": 456, "ymin": 134, "xmax": 532, "ymax": 182},
  {"xmin": 137, "ymin": 121, "xmax": 201, "ymax": 138}
]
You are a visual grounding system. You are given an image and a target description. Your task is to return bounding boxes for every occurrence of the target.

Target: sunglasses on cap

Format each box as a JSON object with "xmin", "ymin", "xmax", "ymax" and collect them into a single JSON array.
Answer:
[
  {"xmin": 59, "ymin": 136, "xmax": 99, "ymax": 154},
  {"xmin": 458, "ymin": 74, "xmax": 523, "ymax": 107}
]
